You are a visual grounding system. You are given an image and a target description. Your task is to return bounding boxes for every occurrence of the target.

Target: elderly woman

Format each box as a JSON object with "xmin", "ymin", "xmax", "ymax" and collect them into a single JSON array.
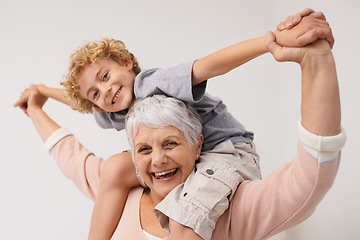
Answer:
[{"xmin": 20, "ymin": 31, "xmax": 345, "ymax": 239}]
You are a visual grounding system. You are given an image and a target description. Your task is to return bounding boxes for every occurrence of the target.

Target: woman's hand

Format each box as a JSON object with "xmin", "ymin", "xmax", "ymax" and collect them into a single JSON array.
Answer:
[
  {"xmin": 14, "ymin": 85, "xmax": 49, "ymax": 117},
  {"xmin": 274, "ymin": 14, "xmax": 334, "ymax": 49},
  {"xmin": 267, "ymin": 28, "xmax": 340, "ymax": 136},
  {"xmin": 27, "ymin": 85, "xmax": 48, "ymax": 110},
  {"xmin": 276, "ymin": 8, "xmax": 321, "ymax": 30},
  {"xmin": 274, "ymin": 8, "xmax": 334, "ymax": 49},
  {"xmin": 266, "ymin": 30, "xmax": 332, "ymax": 65},
  {"xmin": 14, "ymin": 84, "xmax": 48, "ymax": 116}
]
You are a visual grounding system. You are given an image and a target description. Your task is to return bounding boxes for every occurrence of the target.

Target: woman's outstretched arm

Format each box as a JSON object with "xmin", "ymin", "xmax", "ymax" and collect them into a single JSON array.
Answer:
[{"xmin": 266, "ymin": 32, "xmax": 341, "ymax": 135}]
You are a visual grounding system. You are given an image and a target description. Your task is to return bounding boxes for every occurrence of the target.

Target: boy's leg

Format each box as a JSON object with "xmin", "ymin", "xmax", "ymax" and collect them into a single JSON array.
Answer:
[
  {"xmin": 88, "ymin": 151, "xmax": 139, "ymax": 240},
  {"xmin": 154, "ymin": 140, "xmax": 261, "ymax": 240}
]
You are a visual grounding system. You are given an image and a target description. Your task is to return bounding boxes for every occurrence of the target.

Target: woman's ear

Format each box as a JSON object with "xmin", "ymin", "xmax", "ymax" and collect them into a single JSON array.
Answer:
[{"xmin": 196, "ymin": 134, "xmax": 204, "ymax": 156}]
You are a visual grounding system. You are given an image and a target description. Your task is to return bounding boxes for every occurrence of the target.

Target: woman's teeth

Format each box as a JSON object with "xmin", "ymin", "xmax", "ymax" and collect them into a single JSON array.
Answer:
[{"xmin": 154, "ymin": 169, "xmax": 177, "ymax": 178}]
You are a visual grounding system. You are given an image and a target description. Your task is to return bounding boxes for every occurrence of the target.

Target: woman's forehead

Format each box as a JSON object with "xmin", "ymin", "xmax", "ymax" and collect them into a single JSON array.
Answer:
[{"xmin": 134, "ymin": 125, "xmax": 184, "ymax": 142}]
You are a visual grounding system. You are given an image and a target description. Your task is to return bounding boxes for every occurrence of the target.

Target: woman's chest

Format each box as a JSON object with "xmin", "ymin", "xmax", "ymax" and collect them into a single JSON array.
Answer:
[{"xmin": 140, "ymin": 193, "xmax": 169, "ymax": 239}]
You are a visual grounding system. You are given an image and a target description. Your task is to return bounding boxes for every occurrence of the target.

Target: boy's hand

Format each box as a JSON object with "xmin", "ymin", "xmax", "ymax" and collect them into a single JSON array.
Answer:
[
  {"xmin": 27, "ymin": 85, "xmax": 48, "ymax": 111},
  {"xmin": 274, "ymin": 14, "xmax": 334, "ymax": 49},
  {"xmin": 14, "ymin": 87, "xmax": 31, "ymax": 115},
  {"xmin": 14, "ymin": 84, "xmax": 48, "ymax": 116}
]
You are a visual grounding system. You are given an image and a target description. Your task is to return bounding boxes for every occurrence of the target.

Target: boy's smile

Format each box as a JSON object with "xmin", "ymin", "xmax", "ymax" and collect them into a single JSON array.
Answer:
[{"xmin": 78, "ymin": 58, "xmax": 136, "ymax": 112}]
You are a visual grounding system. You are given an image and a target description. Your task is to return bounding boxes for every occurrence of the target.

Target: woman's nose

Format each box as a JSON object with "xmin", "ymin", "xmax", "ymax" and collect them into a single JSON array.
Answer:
[{"xmin": 152, "ymin": 149, "xmax": 167, "ymax": 166}]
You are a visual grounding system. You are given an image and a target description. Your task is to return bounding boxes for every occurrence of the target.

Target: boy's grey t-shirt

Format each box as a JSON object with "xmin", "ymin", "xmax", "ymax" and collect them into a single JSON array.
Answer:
[{"xmin": 93, "ymin": 61, "xmax": 254, "ymax": 151}]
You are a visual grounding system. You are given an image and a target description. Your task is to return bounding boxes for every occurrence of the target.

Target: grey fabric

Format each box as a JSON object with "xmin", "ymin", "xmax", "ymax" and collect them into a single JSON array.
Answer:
[{"xmin": 93, "ymin": 60, "xmax": 254, "ymax": 151}]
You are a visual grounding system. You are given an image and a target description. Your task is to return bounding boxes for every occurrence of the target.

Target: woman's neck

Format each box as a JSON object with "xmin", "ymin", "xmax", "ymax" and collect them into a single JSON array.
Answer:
[{"xmin": 140, "ymin": 190, "xmax": 169, "ymax": 238}]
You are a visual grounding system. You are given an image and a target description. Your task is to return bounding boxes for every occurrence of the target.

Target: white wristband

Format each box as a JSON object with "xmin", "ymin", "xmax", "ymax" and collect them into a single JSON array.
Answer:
[{"xmin": 43, "ymin": 128, "xmax": 73, "ymax": 154}]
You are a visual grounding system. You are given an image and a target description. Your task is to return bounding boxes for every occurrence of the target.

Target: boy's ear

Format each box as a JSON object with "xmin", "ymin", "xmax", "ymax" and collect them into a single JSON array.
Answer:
[{"xmin": 125, "ymin": 59, "xmax": 133, "ymax": 71}]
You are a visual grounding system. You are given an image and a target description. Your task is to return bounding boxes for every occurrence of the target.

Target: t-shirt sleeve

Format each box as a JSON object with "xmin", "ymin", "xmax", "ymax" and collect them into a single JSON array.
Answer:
[
  {"xmin": 93, "ymin": 108, "xmax": 127, "ymax": 131},
  {"xmin": 134, "ymin": 60, "xmax": 207, "ymax": 103}
]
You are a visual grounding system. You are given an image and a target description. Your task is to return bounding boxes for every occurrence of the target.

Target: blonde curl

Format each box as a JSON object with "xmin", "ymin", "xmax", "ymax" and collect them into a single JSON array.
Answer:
[{"xmin": 61, "ymin": 38, "xmax": 141, "ymax": 113}]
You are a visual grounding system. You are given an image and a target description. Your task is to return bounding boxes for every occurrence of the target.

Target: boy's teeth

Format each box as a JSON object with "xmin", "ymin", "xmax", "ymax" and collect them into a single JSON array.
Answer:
[
  {"xmin": 112, "ymin": 89, "xmax": 120, "ymax": 103},
  {"xmin": 154, "ymin": 169, "xmax": 176, "ymax": 177}
]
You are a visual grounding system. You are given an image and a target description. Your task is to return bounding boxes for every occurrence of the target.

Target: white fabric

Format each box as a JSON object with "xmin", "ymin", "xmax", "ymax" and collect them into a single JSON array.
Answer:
[
  {"xmin": 43, "ymin": 128, "xmax": 72, "ymax": 154},
  {"xmin": 297, "ymin": 120, "xmax": 346, "ymax": 163},
  {"xmin": 142, "ymin": 230, "xmax": 163, "ymax": 240}
]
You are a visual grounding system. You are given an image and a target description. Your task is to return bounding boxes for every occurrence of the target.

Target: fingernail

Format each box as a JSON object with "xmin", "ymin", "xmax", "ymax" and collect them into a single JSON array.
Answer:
[{"xmin": 294, "ymin": 15, "xmax": 301, "ymax": 22}]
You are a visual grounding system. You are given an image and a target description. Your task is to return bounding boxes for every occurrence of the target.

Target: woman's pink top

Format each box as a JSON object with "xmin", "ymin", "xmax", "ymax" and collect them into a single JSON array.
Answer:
[{"xmin": 47, "ymin": 122, "xmax": 346, "ymax": 239}]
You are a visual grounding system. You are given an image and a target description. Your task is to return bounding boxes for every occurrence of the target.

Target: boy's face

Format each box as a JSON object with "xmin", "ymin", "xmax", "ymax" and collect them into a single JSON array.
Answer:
[{"xmin": 78, "ymin": 58, "xmax": 136, "ymax": 112}]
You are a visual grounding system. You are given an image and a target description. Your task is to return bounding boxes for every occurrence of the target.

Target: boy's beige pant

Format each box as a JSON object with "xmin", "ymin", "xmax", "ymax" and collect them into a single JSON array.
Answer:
[{"xmin": 154, "ymin": 140, "xmax": 261, "ymax": 240}]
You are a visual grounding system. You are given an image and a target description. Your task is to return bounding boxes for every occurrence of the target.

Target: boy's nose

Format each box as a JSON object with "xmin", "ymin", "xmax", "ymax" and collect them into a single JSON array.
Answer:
[{"xmin": 101, "ymin": 84, "xmax": 112, "ymax": 96}]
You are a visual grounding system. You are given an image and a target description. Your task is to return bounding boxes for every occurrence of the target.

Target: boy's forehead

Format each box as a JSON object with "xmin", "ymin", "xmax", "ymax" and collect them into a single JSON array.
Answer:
[{"xmin": 80, "ymin": 58, "xmax": 114, "ymax": 78}]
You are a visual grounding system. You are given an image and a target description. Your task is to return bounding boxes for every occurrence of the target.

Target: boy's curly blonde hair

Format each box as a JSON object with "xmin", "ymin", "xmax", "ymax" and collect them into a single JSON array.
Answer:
[{"xmin": 61, "ymin": 38, "xmax": 141, "ymax": 113}]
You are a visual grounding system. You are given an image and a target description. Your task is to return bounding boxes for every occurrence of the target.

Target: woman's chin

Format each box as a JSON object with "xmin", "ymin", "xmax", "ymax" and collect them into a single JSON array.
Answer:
[{"xmin": 148, "ymin": 170, "xmax": 183, "ymax": 200}]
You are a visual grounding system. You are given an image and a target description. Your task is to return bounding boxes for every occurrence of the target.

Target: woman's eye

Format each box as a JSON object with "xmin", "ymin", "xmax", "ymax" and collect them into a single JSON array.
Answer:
[
  {"xmin": 138, "ymin": 146, "xmax": 151, "ymax": 154},
  {"xmin": 93, "ymin": 91, "xmax": 99, "ymax": 100},
  {"xmin": 164, "ymin": 141, "xmax": 178, "ymax": 149}
]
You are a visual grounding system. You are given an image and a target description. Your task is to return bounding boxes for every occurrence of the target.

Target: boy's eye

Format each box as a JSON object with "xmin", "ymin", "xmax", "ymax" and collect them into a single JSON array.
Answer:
[
  {"xmin": 93, "ymin": 91, "xmax": 99, "ymax": 100},
  {"xmin": 163, "ymin": 141, "xmax": 178, "ymax": 150},
  {"xmin": 102, "ymin": 72, "xmax": 109, "ymax": 81}
]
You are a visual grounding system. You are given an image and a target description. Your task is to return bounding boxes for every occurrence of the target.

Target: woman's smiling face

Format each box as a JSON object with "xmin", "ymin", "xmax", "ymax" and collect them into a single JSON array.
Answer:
[{"xmin": 133, "ymin": 124, "xmax": 202, "ymax": 204}]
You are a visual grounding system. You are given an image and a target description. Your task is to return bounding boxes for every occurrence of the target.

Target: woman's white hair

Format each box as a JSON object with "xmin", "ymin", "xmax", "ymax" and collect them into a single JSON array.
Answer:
[
  {"xmin": 125, "ymin": 95, "xmax": 202, "ymax": 187},
  {"xmin": 125, "ymin": 95, "xmax": 202, "ymax": 154}
]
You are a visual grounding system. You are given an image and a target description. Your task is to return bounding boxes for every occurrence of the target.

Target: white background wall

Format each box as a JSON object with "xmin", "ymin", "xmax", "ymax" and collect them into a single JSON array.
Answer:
[{"xmin": 1, "ymin": 0, "xmax": 359, "ymax": 239}]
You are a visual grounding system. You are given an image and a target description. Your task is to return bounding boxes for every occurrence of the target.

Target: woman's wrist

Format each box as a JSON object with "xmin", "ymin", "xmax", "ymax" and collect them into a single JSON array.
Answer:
[
  {"xmin": 300, "ymin": 40, "xmax": 333, "ymax": 72},
  {"xmin": 27, "ymin": 105, "xmax": 44, "ymax": 118}
]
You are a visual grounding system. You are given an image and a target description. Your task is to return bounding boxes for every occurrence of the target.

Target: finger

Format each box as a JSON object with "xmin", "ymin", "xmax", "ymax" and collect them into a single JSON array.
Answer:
[
  {"xmin": 13, "ymin": 99, "xmax": 20, "ymax": 107},
  {"xmin": 30, "ymin": 84, "xmax": 37, "ymax": 91},
  {"xmin": 285, "ymin": 15, "xmax": 295, "ymax": 29},
  {"xmin": 296, "ymin": 27, "xmax": 334, "ymax": 49},
  {"xmin": 291, "ymin": 14, "xmax": 302, "ymax": 26},
  {"xmin": 310, "ymin": 11, "xmax": 326, "ymax": 21},
  {"xmin": 297, "ymin": 29, "xmax": 320, "ymax": 46},
  {"xmin": 20, "ymin": 105, "xmax": 28, "ymax": 114},
  {"xmin": 277, "ymin": 21, "xmax": 286, "ymax": 31},
  {"xmin": 265, "ymin": 31, "xmax": 278, "ymax": 53},
  {"xmin": 266, "ymin": 31, "xmax": 289, "ymax": 62},
  {"xmin": 297, "ymin": 8, "xmax": 315, "ymax": 17},
  {"xmin": 284, "ymin": 14, "xmax": 302, "ymax": 30},
  {"xmin": 316, "ymin": 28, "xmax": 335, "ymax": 48}
]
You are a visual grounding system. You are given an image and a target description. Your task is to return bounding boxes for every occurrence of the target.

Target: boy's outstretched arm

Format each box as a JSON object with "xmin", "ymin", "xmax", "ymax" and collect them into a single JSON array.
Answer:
[
  {"xmin": 37, "ymin": 85, "xmax": 71, "ymax": 106},
  {"xmin": 14, "ymin": 84, "xmax": 70, "ymax": 115},
  {"xmin": 192, "ymin": 9, "xmax": 333, "ymax": 86}
]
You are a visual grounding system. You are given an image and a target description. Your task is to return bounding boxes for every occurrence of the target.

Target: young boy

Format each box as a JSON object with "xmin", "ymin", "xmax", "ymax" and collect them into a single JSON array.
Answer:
[{"xmin": 15, "ymin": 9, "xmax": 334, "ymax": 240}]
